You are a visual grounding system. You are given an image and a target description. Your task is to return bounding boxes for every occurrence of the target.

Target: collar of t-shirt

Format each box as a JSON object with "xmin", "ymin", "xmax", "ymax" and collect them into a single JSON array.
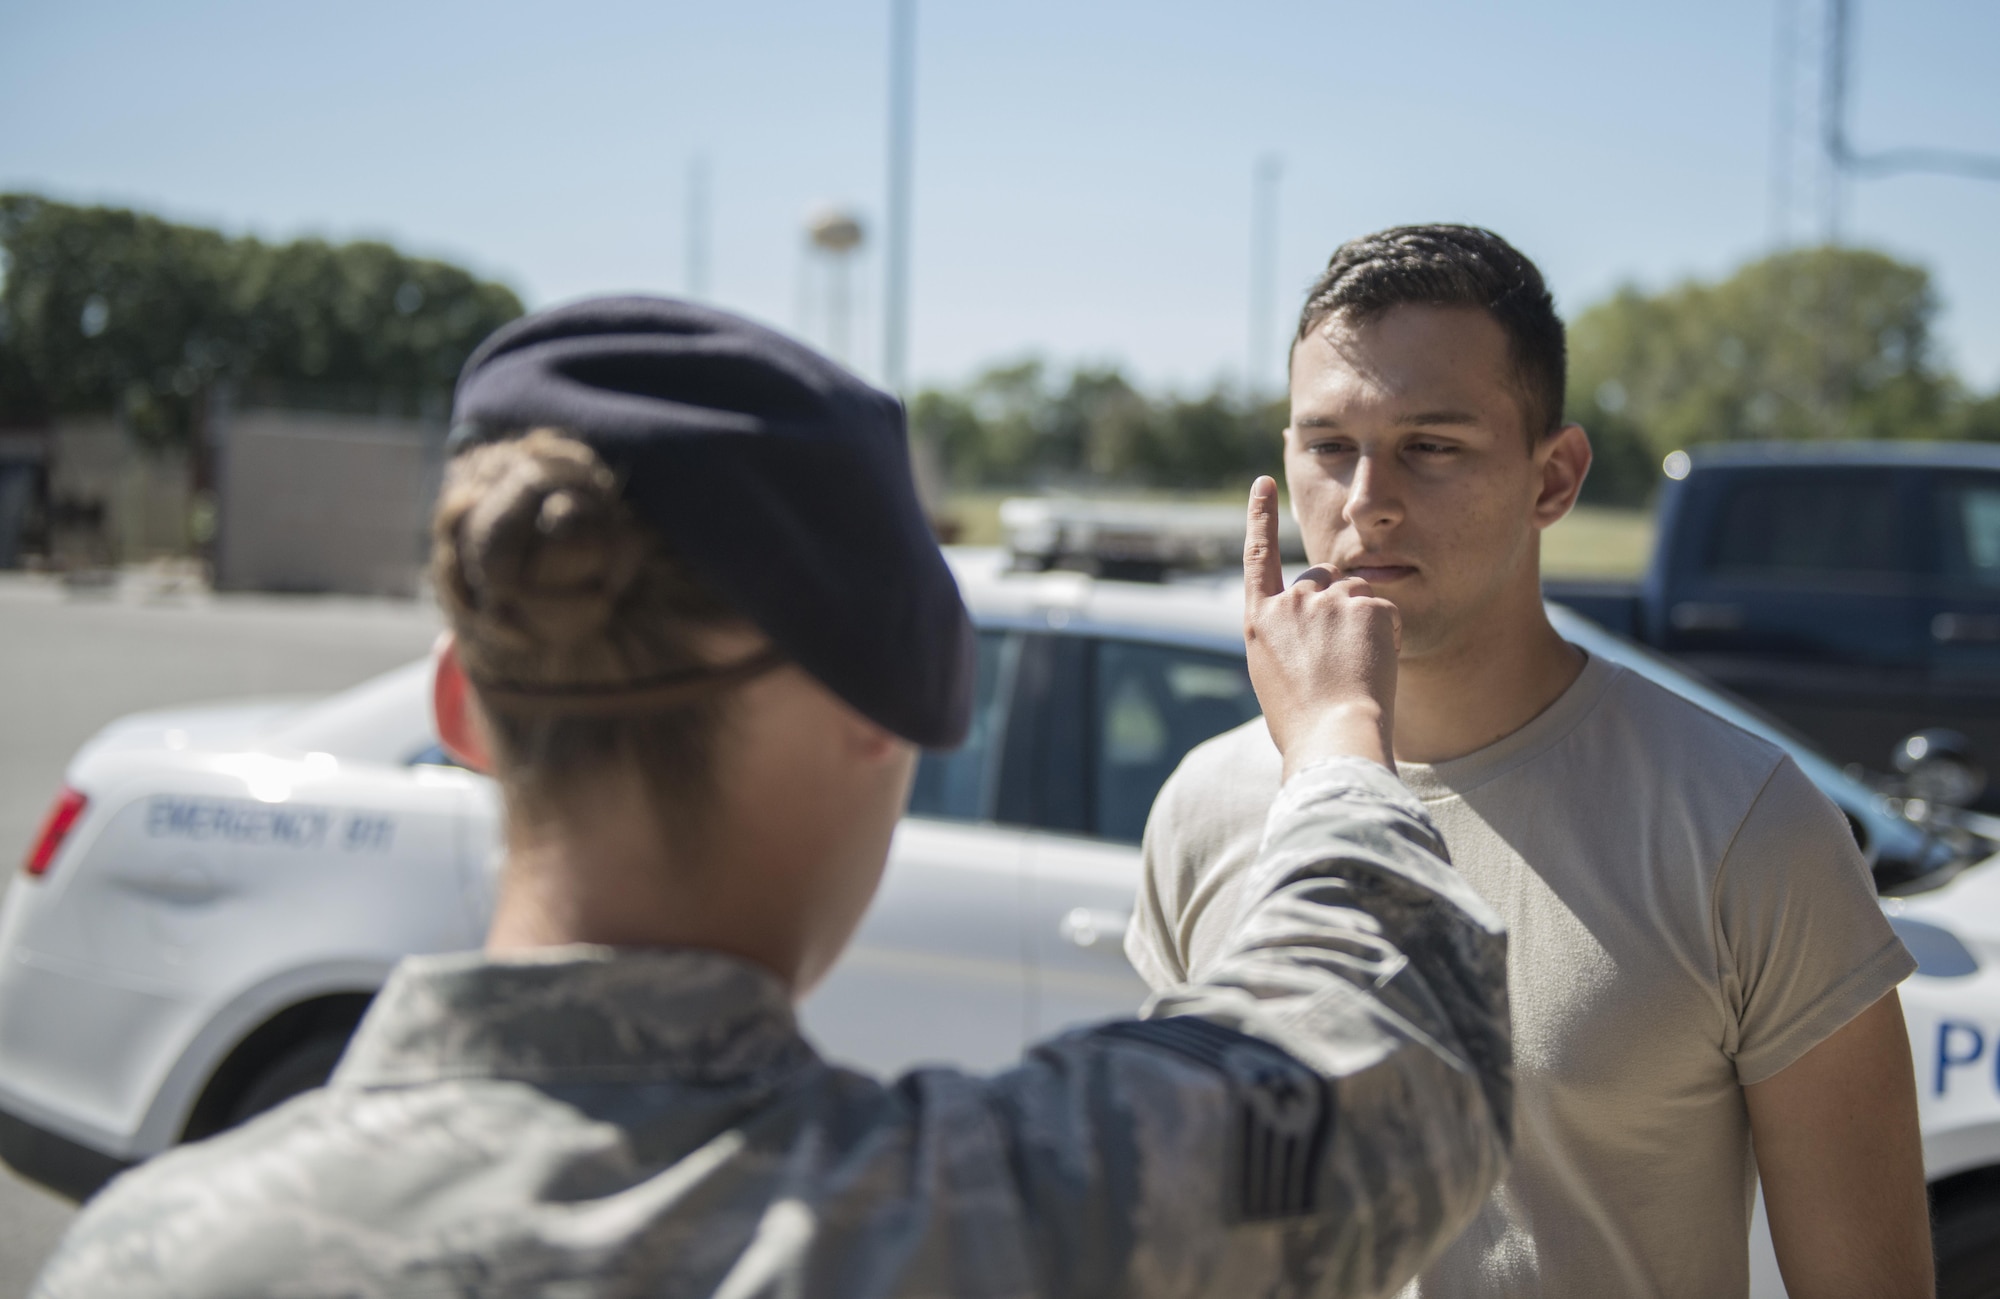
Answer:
[
  {"xmin": 1396, "ymin": 651, "xmax": 1622, "ymax": 802},
  {"xmin": 331, "ymin": 945, "xmax": 816, "ymax": 1088}
]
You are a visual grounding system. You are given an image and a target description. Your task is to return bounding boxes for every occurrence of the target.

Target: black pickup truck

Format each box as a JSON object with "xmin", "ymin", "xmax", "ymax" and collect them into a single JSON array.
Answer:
[{"xmin": 1546, "ymin": 442, "xmax": 2000, "ymax": 800}]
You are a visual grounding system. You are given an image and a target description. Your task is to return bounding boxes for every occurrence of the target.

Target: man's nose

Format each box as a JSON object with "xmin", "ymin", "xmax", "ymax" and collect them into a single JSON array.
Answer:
[{"xmin": 1342, "ymin": 454, "xmax": 1402, "ymax": 532}]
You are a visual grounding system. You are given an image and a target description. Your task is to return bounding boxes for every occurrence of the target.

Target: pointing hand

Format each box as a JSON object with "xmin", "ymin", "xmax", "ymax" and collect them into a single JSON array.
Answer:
[{"xmin": 1241, "ymin": 476, "xmax": 1400, "ymax": 777}]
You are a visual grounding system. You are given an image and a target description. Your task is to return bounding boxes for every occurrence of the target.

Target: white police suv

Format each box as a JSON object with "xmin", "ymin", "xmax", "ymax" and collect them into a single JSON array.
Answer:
[{"xmin": 6, "ymin": 542, "xmax": 2000, "ymax": 1294}]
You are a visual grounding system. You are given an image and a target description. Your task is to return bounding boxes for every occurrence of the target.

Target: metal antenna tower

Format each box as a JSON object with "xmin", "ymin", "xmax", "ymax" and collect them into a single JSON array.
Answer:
[
  {"xmin": 1770, "ymin": 0, "xmax": 1793, "ymax": 247},
  {"xmin": 1769, "ymin": 0, "xmax": 1831, "ymax": 248},
  {"xmin": 1807, "ymin": 0, "xmax": 2000, "ymax": 242}
]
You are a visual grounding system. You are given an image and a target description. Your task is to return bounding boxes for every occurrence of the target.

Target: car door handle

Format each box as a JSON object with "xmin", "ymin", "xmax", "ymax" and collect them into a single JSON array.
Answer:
[
  {"xmin": 1058, "ymin": 907, "xmax": 1132, "ymax": 952},
  {"xmin": 1933, "ymin": 613, "xmax": 2000, "ymax": 643}
]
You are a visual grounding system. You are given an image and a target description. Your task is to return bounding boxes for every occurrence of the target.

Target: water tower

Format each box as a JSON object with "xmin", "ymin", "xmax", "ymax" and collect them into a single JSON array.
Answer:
[{"xmin": 803, "ymin": 205, "xmax": 866, "ymax": 364}]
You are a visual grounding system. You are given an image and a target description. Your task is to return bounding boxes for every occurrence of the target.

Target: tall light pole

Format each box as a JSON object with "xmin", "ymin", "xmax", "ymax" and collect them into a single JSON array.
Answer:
[
  {"xmin": 882, "ymin": 0, "xmax": 917, "ymax": 394},
  {"xmin": 1248, "ymin": 153, "xmax": 1284, "ymax": 399},
  {"xmin": 1820, "ymin": 0, "xmax": 1851, "ymax": 245}
]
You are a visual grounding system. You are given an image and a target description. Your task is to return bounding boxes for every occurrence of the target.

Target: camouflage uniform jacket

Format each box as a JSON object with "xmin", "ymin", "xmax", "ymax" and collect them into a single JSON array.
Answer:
[{"xmin": 34, "ymin": 758, "xmax": 1511, "ymax": 1299}]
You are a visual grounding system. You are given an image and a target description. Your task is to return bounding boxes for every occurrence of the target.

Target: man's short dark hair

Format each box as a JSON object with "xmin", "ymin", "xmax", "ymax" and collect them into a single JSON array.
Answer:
[{"xmin": 1294, "ymin": 225, "xmax": 1566, "ymax": 441}]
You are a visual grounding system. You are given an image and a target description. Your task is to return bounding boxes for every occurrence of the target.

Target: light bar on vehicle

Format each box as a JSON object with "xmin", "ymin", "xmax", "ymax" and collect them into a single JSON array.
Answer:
[
  {"xmin": 999, "ymin": 497, "xmax": 1305, "ymax": 581},
  {"xmin": 22, "ymin": 787, "xmax": 88, "ymax": 878}
]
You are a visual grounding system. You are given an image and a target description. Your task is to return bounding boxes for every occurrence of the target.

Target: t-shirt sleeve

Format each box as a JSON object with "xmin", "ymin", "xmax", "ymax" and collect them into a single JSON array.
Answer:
[
  {"xmin": 1715, "ymin": 754, "xmax": 1916, "ymax": 1085},
  {"xmin": 1128, "ymin": 783, "xmax": 1192, "ymax": 990}
]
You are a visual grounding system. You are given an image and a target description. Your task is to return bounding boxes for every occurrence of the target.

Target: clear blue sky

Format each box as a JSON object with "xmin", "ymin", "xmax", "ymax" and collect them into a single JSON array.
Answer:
[{"xmin": 3, "ymin": 0, "xmax": 1997, "ymax": 393}]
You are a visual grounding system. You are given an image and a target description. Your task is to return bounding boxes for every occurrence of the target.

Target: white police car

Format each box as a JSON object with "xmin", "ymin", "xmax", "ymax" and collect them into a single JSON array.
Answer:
[{"xmin": 5, "ymin": 546, "xmax": 2000, "ymax": 1293}]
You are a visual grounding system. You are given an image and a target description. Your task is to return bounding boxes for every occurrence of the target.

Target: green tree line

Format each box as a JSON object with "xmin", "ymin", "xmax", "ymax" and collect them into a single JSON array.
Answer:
[
  {"xmin": 1568, "ymin": 246, "xmax": 2000, "ymax": 504},
  {"xmin": 912, "ymin": 360, "xmax": 1286, "ymax": 491},
  {"xmin": 6, "ymin": 193, "xmax": 1995, "ymax": 510},
  {"xmin": 916, "ymin": 246, "xmax": 2000, "ymax": 507},
  {"xmin": 0, "ymin": 194, "xmax": 523, "ymax": 447}
]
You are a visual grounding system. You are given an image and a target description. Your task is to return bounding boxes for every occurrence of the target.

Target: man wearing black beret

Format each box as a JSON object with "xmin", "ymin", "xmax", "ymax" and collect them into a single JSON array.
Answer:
[{"xmin": 34, "ymin": 297, "xmax": 1513, "ymax": 1299}]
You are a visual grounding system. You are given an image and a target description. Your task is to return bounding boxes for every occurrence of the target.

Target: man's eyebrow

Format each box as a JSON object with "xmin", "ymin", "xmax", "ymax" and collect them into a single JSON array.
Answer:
[
  {"xmin": 1397, "ymin": 409, "xmax": 1480, "ymax": 428},
  {"xmin": 1295, "ymin": 410, "xmax": 1480, "ymax": 432}
]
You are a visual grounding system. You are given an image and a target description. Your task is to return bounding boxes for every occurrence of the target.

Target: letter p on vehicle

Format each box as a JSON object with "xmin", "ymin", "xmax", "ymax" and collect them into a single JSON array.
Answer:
[{"xmin": 1936, "ymin": 1021, "xmax": 1986, "ymax": 1096}]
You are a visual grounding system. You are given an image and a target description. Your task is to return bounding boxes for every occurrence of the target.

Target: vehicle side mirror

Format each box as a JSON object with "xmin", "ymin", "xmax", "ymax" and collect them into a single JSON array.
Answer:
[{"xmin": 1895, "ymin": 729, "xmax": 1986, "ymax": 810}]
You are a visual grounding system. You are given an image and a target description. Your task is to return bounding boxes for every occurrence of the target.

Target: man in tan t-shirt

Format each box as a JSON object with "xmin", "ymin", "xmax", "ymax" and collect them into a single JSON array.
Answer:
[{"xmin": 1131, "ymin": 225, "xmax": 1930, "ymax": 1298}]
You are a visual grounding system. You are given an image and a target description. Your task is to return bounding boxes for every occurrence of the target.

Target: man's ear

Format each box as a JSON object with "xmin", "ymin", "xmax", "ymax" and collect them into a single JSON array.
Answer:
[
  {"xmin": 432, "ymin": 633, "xmax": 494, "ymax": 773},
  {"xmin": 1532, "ymin": 423, "xmax": 1593, "ymax": 531}
]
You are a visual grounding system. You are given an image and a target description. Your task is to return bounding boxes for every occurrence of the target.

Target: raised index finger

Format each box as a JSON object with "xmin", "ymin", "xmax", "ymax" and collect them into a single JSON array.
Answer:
[{"xmin": 1244, "ymin": 475, "xmax": 1284, "ymax": 603}]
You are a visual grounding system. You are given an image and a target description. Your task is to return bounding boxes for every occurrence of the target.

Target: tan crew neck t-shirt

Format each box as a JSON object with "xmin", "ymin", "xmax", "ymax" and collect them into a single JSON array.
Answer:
[{"xmin": 1129, "ymin": 651, "xmax": 1915, "ymax": 1298}]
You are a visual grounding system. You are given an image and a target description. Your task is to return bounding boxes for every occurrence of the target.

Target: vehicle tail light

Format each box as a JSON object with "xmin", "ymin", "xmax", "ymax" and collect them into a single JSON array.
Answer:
[{"xmin": 23, "ymin": 787, "xmax": 88, "ymax": 878}]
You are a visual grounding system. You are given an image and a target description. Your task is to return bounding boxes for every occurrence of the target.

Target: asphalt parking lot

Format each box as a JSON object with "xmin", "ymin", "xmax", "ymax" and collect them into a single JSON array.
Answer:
[{"xmin": 0, "ymin": 572, "xmax": 440, "ymax": 1296}]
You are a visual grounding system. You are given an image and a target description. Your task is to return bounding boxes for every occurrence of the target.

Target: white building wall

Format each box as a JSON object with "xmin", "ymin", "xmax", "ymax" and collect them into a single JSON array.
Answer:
[{"xmin": 213, "ymin": 409, "xmax": 441, "ymax": 597}]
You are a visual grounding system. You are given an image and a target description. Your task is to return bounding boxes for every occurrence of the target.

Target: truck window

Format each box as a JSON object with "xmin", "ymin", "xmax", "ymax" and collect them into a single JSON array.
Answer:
[
  {"xmin": 1704, "ymin": 474, "xmax": 1909, "ymax": 579},
  {"xmin": 907, "ymin": 631, "xmax": 1013, "ymax": 821},
  {"xmin": 1092, "ymin": 640, "xmax": 1261, "ymax": 843},
  {"xmin": 1937, "ymin": 477, "xmax": 2000, "ymax": 590}
]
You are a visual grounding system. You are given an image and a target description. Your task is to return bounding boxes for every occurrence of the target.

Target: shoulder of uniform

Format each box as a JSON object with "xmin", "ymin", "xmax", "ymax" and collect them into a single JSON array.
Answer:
[{"xmin": 39, "ymin": 1091, "xmax": 404, "ymax": 1294}]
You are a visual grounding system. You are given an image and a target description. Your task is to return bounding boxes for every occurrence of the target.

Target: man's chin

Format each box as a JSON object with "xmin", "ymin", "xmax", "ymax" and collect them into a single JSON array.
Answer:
[{"xmin": 1389, "ymin": 608, "xmax": 1450, "ymax": 662}]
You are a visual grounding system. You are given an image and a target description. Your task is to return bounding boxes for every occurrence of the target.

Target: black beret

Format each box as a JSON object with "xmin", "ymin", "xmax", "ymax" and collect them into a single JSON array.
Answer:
[{"xmin": 449, "ymin": 295, "xmax": 975, "ymax": 749}]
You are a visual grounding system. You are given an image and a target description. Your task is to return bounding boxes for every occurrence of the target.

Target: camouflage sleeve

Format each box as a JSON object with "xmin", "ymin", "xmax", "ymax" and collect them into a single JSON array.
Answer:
[{"xmin": 983, "ymin": 757, "xmax": 1511, "ymax": 1299}]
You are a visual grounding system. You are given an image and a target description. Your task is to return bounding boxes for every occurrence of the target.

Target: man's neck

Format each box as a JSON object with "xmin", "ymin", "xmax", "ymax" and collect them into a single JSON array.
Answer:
[{"xmin": 1391, "ymin": 577, "xmax": 1585, "ymax": 766}]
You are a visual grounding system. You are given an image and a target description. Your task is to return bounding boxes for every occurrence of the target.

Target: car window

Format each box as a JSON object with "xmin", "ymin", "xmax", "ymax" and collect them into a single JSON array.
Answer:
[
  {"xmin": 1937, "ymin": 476, "xmax": 2000, "ymax": 589},
  {"xmin": 405, "ymin": 742, "xmax": 466, "ymax": 769},
  {"xmin": 1092, "ymin": 639, "xmax": 1261, "ymax": 844},
  {"xmin": 985, "ymin": 633, "xmax": 1091, "ymax": 835},
  {"xmin": 272, "ymin": 660, "xmax": 438, "ymax": 765},
  {"xmin": 1703, "ymin": 472, "xmax": 1911, "ymax": 579},
  {"xmin": 907, "ymin": 631, "xmax": 1013, "ymax": 822}
]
